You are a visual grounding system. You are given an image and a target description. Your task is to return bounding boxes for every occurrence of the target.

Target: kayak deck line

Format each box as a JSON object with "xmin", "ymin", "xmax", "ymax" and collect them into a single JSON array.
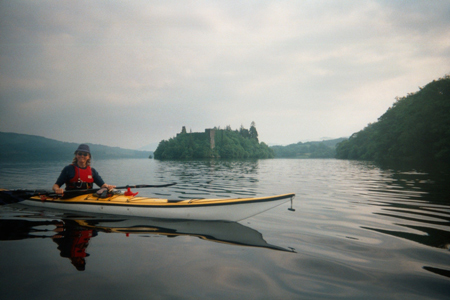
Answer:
[{"xmin": 26, "ymin": 193, "xmax": 296, "ymax": 208}]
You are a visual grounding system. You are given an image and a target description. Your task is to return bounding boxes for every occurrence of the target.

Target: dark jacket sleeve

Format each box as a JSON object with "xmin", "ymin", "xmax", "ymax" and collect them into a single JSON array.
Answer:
[
  {"xmin": 91, "ymin": 168, "xmax": 105, "ymax": 188},
  {"xmin": 55, "ymin": 165, "xmax": 75, "ymax": 187}
]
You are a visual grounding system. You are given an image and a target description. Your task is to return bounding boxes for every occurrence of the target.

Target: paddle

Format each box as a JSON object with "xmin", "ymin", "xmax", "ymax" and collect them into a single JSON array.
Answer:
[
  {"xmin": 63, "ymin": 183, "xmax": 177, "ymax": 195},
  {"xmin": 0, "ymin": 183, "xmax": 177, "ymax": 205}
]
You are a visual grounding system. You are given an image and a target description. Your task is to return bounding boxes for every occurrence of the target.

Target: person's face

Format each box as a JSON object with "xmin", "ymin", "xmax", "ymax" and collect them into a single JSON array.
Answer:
[{"xmin": 76, "ymin": 151, "xmax": 90, "ymax": 164}]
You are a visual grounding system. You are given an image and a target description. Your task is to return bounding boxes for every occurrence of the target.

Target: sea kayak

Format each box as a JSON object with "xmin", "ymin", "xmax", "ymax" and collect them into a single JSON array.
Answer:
[{"xmin": 5, "ymin": 191, "xmax": 295, "ymax": 221}]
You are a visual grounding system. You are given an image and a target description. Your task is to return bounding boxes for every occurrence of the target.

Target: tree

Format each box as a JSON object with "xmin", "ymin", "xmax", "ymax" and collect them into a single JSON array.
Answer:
[{"xmin": 249, "ymin": 121, "xmax": 258, "ymax": 142}]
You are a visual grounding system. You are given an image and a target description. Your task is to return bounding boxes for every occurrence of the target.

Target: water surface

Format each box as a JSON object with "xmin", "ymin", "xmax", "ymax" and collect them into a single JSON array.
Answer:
[{"xmin": 1, "ymin": 159, "xmax": 449, "ymax": 299}]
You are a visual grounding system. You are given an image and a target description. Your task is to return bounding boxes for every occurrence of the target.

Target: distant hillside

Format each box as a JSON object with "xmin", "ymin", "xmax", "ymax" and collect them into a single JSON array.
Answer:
[
  {"xmin": 270, "ymin": 138, "xmax": 347, "ymax": 158},
  {"xmin": 0, "ymin": 132, "xmax": 152, "ymax": 162},
  {"xmin": 336, "ymin": 75, "xmax": 450, "ymax": 167}
]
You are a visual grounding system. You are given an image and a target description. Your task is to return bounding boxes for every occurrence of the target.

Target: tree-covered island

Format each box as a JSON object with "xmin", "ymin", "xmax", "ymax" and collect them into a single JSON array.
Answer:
[
  {"xmin": 336, "ymin": 75, "xmax": 450, "ymax": 167},
  {"xmin": 154, "ymin": 122, "xmax": 274, "ymax": 159}
]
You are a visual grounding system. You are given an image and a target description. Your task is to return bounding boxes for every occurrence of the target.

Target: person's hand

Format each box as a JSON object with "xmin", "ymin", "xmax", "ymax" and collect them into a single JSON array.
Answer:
[
  {"xmin": 103, "ymin": 184, "xmax": 116, "ymax": 190},
  {"xmin": 53, "ymin": 188, "xmax": 64, "ymax": 195}
]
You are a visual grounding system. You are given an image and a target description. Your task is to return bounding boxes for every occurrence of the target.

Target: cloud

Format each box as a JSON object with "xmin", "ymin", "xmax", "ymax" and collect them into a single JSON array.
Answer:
[{"xmin": 1, "ymin": 0, "xmax": 449, "ymax": 149}]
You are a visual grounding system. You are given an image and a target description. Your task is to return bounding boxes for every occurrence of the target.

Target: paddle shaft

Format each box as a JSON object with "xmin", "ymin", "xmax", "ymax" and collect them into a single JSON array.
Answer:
[
  {"xmin": 0, "ymin": 183, "xmax": 177, "ymax": 205},
  {"xmin": 64, "ymin": 183, "xmax": 177, "ymax": 194}
]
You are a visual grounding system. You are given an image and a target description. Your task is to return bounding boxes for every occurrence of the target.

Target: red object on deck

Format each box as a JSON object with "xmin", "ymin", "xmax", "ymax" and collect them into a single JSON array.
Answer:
[{"xmin": 124, "ymin": 187, "xmax": 138, "ymax": 197}]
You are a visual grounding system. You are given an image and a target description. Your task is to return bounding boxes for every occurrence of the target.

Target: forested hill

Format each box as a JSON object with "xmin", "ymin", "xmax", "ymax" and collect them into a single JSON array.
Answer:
[
  {"xmin": 271, "ymin": 138, "xmax": 346, "ymax": 158},
  {"xmin": 0, "ymin": 132, "xmax": 151, "ymax": 162},
  {"xmin": 336, "ymin": 75, "xmax": 450, "ymax": 167}
]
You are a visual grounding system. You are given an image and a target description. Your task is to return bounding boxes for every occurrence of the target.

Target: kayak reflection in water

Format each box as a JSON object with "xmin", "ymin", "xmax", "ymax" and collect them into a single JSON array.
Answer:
[
  {"xmin": 52, "ymin": 144, "xmax": 115, "ymax": 195},
  {"xmin": 0, "ymin": 219, "xmax": 60, "ymax": 240},
  {"xmin": 1, "ymin": 216, "xmax": 296, "ymax": 272},
  {"xmin": 51, "ymin": 219, "xmax": 98, "ymax": 271}
]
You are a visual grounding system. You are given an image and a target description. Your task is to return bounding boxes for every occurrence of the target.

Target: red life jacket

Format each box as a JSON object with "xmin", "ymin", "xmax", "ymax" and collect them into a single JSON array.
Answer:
[{"xmin": 67, "ymin": 164, "xmax": 94, "ymax": 190}]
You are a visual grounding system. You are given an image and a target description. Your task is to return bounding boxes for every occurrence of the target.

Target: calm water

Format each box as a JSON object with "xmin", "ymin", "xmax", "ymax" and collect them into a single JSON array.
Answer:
[{"xmin": 1, "ymin": 158, "xmax": 449, "ymax": 299}]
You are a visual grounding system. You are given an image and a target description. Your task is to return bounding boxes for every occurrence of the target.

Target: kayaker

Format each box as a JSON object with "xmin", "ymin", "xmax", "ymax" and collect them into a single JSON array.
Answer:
[{"xmin": 52, "ymin": 144, "xmax": 115, "ymax": 194}]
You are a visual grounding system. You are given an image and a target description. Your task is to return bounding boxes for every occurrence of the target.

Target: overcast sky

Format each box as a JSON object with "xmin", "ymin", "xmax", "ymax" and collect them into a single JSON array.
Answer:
[{"xmin": 1, "ymin": 1, "xmax": 449, "ymax": 150}]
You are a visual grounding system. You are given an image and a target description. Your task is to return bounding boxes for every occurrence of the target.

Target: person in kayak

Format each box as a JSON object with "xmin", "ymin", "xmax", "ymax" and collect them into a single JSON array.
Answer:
[{"xmin": 52, "ymin": 144, "xmax": 115, "ymax": 194}]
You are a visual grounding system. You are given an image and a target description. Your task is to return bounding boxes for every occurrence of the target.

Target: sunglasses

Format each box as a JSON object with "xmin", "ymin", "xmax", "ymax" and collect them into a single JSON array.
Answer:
[{"xmin": 76, "ymin": 152, "xmax": 89, "ymax": 157}]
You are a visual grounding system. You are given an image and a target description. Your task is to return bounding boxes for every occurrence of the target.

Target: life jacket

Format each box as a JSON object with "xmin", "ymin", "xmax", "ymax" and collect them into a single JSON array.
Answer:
[{"xmin": 67, "ymin": 164, "xmax": 94, "ymax": 190}]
